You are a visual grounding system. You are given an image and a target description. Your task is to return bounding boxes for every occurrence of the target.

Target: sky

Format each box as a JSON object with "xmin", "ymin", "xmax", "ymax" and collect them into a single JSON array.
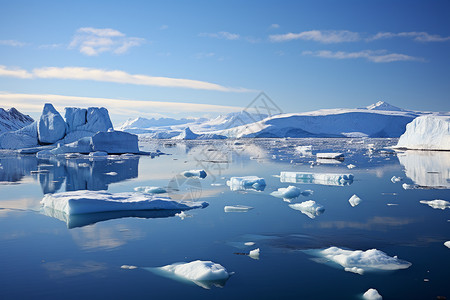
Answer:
[{"xmin": 0, "ymin": 0, "xmax": 449, "ymax": 125}]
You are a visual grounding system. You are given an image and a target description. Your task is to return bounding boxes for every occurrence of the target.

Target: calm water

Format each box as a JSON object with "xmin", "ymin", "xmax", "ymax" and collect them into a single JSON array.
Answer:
[{"xmin": 0, "ymin": 138, "xmax": 449, "ymax": 300}]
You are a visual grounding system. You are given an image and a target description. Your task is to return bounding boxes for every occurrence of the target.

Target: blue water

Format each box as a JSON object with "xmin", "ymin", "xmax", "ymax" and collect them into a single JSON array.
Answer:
[{"xmin": 0, "ymin": 138, "xmax": 449, "ymax": 299}]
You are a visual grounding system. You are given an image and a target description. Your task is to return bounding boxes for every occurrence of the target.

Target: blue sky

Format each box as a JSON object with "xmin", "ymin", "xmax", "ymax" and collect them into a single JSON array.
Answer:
[{"xmin": 1, "ymin": 0, "xmax": 449, "ymax": 125}]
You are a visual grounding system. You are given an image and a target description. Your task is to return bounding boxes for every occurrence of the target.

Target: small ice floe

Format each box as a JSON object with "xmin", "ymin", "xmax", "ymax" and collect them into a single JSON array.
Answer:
[
  {"xmin": 349, "ymin": 194, "xmax": 362, "ymax": 207},
  {"xmin": 134, "ymin": 186, "xmax": 167, "ymax": 194},
  {"xmin": 104, "ymin": 172, "xmax": 118, "ymax": 176},
  {"xmin": 248, "ymin": 248, "xmax": 260, "ymax": 260},
  {"xmin": 289, "ymin": 200, "xmax": 325, "ymax": 219},
  {"xmin": 387, "ymin": 203, "xmax": 398, "ymax": 206},
  {"xmin": 316, "ymin": 153, "xmax": 344, "ymax": 160},
  {"xmin": 270, "ymin": 186, "xmax": 301, "ymax": 201},
  {"xmin": 402, "ymin": 183, "xmax": 421, "ymax": 190},
  {"xmin": 391, "ymin": 176, "xmax": 403, "ymax": 183},
  {"xmin": 279, "ymin": 172, "xmax": 353, "ymax": 186},
  {"xmin": 210, "ymin": 183, "xmax": 223, "ymax": 186},
  {"xmin": 347, "ymin": 164, "xmax": 356, "ymax": 169},
  {"xmin": 175, "ymin": 211, "xmax": 191, "ymax": 220},
  {"xmin": 224, "ymin": 205, "xmax": 253, "ymax": 213},
  {"xmin": 182, "ymin": 169, "xmax": 207, "ymax": 179},
  {"xmin": 444, "ymin": 241, "xmax": 450, "ymax": 249},
  {"xmin": 363, "ymin": 288, "xmax": 382, "ymax": 300},
  {"xmin": 226, "ymin": 176, "xmax": 266, "ymax": 192},
  {"xmin": 121, "ymin": 265, "xmax": 138, "ymax": 270},
  {"xmin": 419, "ymin": 199, "xmax": 450, "ymax": 210},
  {"xmin": 307, "ymin": 246, "xmax": 411, "ymax": 274},
  {"xmin": 154, "ymin": 260, "xmax": 232, "ymax": 289},
  {"xmin": 244, "ymin": 242, "xmax": 255, "ymax": 246},
  {"xmin": 40, "ymin": 190, "xmax": 208, "ymax": 215}
]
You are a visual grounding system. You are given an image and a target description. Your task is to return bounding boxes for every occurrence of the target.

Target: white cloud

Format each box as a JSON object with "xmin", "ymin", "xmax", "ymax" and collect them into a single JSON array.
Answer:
[
  {"xmin": 369, "ymin": 31, "xmax": 450, "ymax": 42},
  {"xmin": 270, "ymin": 24, "xmax": 280, "ymax": 29},
  {"xmin": 69, "ymin": 27, "xmax": 145, "ymax": 56},
  {"xmin": 302, "ymin": 50, "xmax": 424, "ymax": 63},
  {"xmin": 199, "ymin": 31, "xmax": 240, "ymax": 40},
  {"xmin": 269, "ymin": 30, "xmax": 360, "ymax": 43},
  {"xmin": 0, "ymin": 65, "xmax": 252, "ymax": 92},
  {"xmin": 0, "ymin": 65, "xmax": 33, "ymax": 79},
  {"xmin": 159, "ymin": 25, "xmax": 169, "ymax": 30},
  {"xmin": 0, "ymin": 40, "xmax": 26, "ymax": 47}
]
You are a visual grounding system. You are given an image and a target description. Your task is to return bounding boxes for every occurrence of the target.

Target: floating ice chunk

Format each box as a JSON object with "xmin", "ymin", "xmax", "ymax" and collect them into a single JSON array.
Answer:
[
  {"xmin": 289, "ymin": 200, "xmax": 325, "ymax": 219},
  {"xmin": 295, "ymin": 145, "xmax": 313, "ymax": 157},
  {"xmin": 157, "ymin": 260, "xmax": 231, "ymax": 289},
  {"xmin": 121, "ymin": 265, "xmax": 138, "ymax": 270},
  {"xmin": 182, "ymin": 169, "xmax": 207, "ymax": 179},
  {"xmin": 345, "ymin": 267, "xmax": 364, "ymax": 275},
  {"xmin": 226, "ymin": 176, "xmax": 266, "ymax": 191},
  {"xmin": 444, "ymin": 241, "xmax": 450, "ymax": 248},
  {"xmin": 280, "ymin": 172, "xmax": 353, "ymax": 186},
  {"xmin": 224, "ymin": 205, "xmax": 253, "ymax": 213},
  {"xmin": 391, "ymin": 176, "xmax": 403, "ymax": 183},
  {"xmin": 249, "ymin": 248, "xmax": 260, "ymax": 260},
  {"xmin": 104, "ymin": 172, "xmax": 117, "ymax": 176},
  {"xmin": 314, "ymin": 246, "xmax": 411, "ymax": 274},
  {"xmin": 347, "ymin": 164, "xmax": 356, "ymax": 169},
  {"xmin": 176, "ymin": 211, "xmax": 191, "ymax": 220},
  {"xmin": 349, "ymin": 194, "xmax": 362, "ymax": 207},
  {"xmin": 419, "ymin": 199, "xmax": 450, "ymax": 210},
  {"xmin": 270, "ymin": 186, "xmax": 301, "ymax": 200},
  {"xmin": 51, "ymin": 136, "xmax": 92, "ymax": 155},
  {"xmin": 363, "ymin": 288, "xmax": 382, "ymax": 300},
  {"xmin": 40, "ymin": 190, "xmax": 209, "ymax": 215},
  {"xmin": 134, "ymin": 186, "xmax": 167, "ymax": 194},
  {"xmin": 38, "ymin": 103, "xmax": 66, "ymax": 144},
  {"xmin": 245, "ymin": 242, "xmax": 255, "ymax": 246},
  {"xmin": 316, "ymin": 152, "xmax": 344, "ymax": 159}
]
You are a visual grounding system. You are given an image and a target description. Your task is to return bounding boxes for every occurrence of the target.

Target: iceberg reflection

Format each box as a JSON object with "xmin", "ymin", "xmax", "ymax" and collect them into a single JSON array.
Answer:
[{"xmin": 279, "ymin": 172, "xmax": 353, "ymax": 186}]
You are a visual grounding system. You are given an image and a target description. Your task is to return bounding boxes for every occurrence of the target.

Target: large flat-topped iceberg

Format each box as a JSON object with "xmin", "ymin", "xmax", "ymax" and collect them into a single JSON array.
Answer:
[
  {"xmin": 279, "ymin": 172, "xmax": 354, "ymax": 186},
  {"xmin": 41, "ymin": 190, "xmax": 208, "ymax": 215},
  {"xmin": 395, "ymin": 115, "xmax": 450, "ymax": 150}
]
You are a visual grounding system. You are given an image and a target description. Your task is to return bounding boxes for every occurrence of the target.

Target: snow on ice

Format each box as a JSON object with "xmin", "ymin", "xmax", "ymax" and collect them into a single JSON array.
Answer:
[
  {"xmin": 363, "ymin": 288, "xmax": 383, "ymax": 300},
  {"xmin": 270, "ymin": 186, "xmax": 301, "ymax": 200},
  {"xmin": 419, "ymin": 199, "xmax": 450, "ymax": 210},
  {"xmin": 226, "ymin": 176, "xmax": 266, "ymax": 191},
  {"xmin": 349, "ymin": 194, "xmax": 362, "ymax": 207},
  {"xmin": 288, "ymin": 200, "xmax": 325, "ymax": 219}
]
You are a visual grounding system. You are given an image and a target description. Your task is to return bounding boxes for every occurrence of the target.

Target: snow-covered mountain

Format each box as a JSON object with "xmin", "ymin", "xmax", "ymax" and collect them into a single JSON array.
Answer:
[
  {"xmin": 366, "ymin": 101, "xmax": 405, "ymax": 112},
  {"xmin": 0, "ymin": 107, "xmax": 34, "ymax": 134},
  {"xmin": 118, "ymin": 116, "xmax": 207, "ymax": 134}
]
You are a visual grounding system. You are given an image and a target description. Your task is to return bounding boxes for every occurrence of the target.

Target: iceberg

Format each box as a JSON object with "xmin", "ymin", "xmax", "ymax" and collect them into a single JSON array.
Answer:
[
  {"xmin": 248, "ymin": 248, "xmax": 260, "ymax": 260},
  {"xmin": 173, "ymin": 127, "xmax": 226, "ymax": 140},
  {"xmin": 224, "ymin": 205, "xmax": 253, "ymax": 212},
  {"xmin": 279, "ymin": 171, "xmax": 354, "ymax": 186},
  {"xmin": 0, "ymin": 121, "xmax": 38, "ymax": 149},
  {"xmin": 445, "ymin": 241, "xmax": 450, "ymax": 249},
  {"xmin": 134, "ymin": 186, "xmax": 167, "ymax": 194},
  {"xmin": 91, "ymin": 131, "xmax": 139, "ymax": 154},
  {"xmin": 226, "ymin": 176, "xmax": 266, "ymax": 191},
  {"xmin": 419, "ymin": 200, "xmax": 450, "ymax": 210},
  {"xmin": 395, "ymin": 115, "xmax": 450, "ymax": 150},
  {"xmin": 270, "ymin": 186, "xmax": 301, "ymax": 200},
  {"xmin": 155, "ymin": 260, "xmax": 231, "ymax": 289},
  {"xmin": 40, "ymin": 190, "xmax": 209, "ymax": 215},
  {"xmin": 182, "ymin": 169, "xmax": 207, "ymax": 179},
  {"xmin": 310, "ymin": 246, "xmax": 412, "ymax": 274},
  {"xmin": 38, "ymin": 103, "xmax": 66, "ymax": 144},
  {"xmin": 347, "ymin": 164, "xmax": 356, "ymax": 169},
  {"xmin": 349, "ymin": 194, "xmax": 362, "ymax": 207},
  {"xmin": 390, "ymin": 176, "xmax": 402, "ymax": 183},
  {"xmin": 363, "ymin": 288, "xmax": 383, "ymax": 300},
  {"xmin": 289, "ymin": 200, "xmax": 325, "ymax": 219},
  {"xmin": 316, "ymin": 152, "xmax": 344, "ymax": 159}
]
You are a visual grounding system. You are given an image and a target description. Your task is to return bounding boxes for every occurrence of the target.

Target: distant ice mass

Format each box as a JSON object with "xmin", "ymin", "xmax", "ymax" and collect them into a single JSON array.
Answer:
[
  {"xmin": 40, "ymin": 190, "xmax": 209, "ymax": 215},
  {"xmin": 316, "ymin": 152, "xmax": 344, "ymax": 159},
  {"xmin": 248, "ymin": 248, "xmax": 260, "ymax": 260},
  {"xmin": 224, "ymin": 205, "xmax": 253, "ymax": 213},
  {"xmin": 173, "ymin": 127, "xmax": 226, "ymax": 140},
  {"xmin": 182, "ymin": 169, "xmax": 207, "ymax": 179},
  {"xmin": 309, "ymin": 246, "xmax": 412, "ymax": 274},
  {"xmin": 348, "ymin": 194, "xmax": 362, "ymax": 207},
  {"xmin": 227, "ymin": 176, "xmax": 266, "ymax": 191},
  {"xmin": 395, "ymin": 115, "xmax": 450, "ymax": 150},
  {"xmin": 363, "ymin": 288, "xmax": 383, "ymax": 300},
  {"xmin": 419, "ymin": 199, "xmax": 450, "ymax": 210},
  {"xmin": 390, "ymin": 176, "xmax": 403, "ymax": 183},
  {"xmin": 245, "ymin": 242, "xmax": 255, "ymax": 246},
  {"xmin": 270, "ymin": 186, "xmax": 301, "ymax": 200},
  {"xmin": 289, "ymin": 200, "xmax": 325, "ymax": 219},
  {"xmin": 347, "ymin": 164, "xmax": 356, "ymax": 169},
  {"xmin": 157, "ymin": 260, "xmax": 231, "ymax": 289},
  {"xmin": 366, "ymin": 100, "xmax": 404, "ymax": 112},
  {"xmin": 279, "ymin": 171, "xmax": 353, "ymax": 186},
  {"xmin": 444, "ymin": 241, "xmax": 450, "ymax": 249},
  {"xmin": 121, "ymin": 265, "xmax": 138, "ymax": 270},
  {"xmin": 134, "ymin": 186, "xmax": 167, "ymax": 194}
]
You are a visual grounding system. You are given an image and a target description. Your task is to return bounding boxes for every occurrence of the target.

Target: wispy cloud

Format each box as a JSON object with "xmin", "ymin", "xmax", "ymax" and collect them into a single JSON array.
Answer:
[
  {"xmin": 369, "ymin": 31, "xmax": 450, "ymax": 42},
  {"xmin": 159, "ymin": 24, "xmax": 169, "ymax": 30},
  {"xmin": 0, "ymin": 65, "xmax": 252, "ymax": 92},
  {"xmin": 269, "ymin": 30, "xmax": 360, "ymax": 43},
  {"xmin": 199, "ymin": 31, "xmax": 240, "ymax": 40},
  {"xmin": 270, "ymin": 24, "xmax": 280, "ymax": 29},
  {"xmin": 69, "ymin": 27, "xmax": 145, "ymax": 56},
  {"xmin": 0, "ymin": 40, "xmax": 26, "ymax": 47},
  {"xmin": 302, "ymin": 50, "xmax": 424, "ymax": 63}
]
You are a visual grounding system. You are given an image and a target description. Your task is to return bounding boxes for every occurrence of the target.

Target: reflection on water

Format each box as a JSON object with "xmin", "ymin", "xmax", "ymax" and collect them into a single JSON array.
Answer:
[
  {"xmin": 397, "ymin": 150, "xmax": 450, "ymax": 188},
  {"xmin": 0, "ymin": 154, "xmax": 139, "ymax": 193}
]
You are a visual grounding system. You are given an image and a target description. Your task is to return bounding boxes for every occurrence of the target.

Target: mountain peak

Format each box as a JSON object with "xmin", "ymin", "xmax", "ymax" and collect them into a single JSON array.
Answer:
[{"xmin": 366, "ymin": 101, "xmax": 404, "ymax": 111}]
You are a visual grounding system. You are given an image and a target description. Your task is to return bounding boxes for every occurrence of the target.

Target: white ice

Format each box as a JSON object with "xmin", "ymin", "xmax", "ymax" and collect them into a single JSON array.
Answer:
[
  {"xmin": 40, "ymin": 190, "xmax": 208, "ymax": 215},
  {"xmin": 226, "ymin": 176, "xmax": 266, "ymax": 191},
  {"xmin": 182, "ymin": 169, "xmax": 207, "ymax": 179},
  {"xmin": 391, "ymin": 176, "xmax": 402, "ymax": 183},
  {"xmin": 279, "ymin": 171, "xmax": 354, "ymax": 186},
  {"xmin": 444, "ymin": 241, "xmax": 450, "ymax": 249},
  {"xmin": 347, "ymin": 164, "xmax": 356, "ymax": 169},
  {"xmin": 270, "ymin": 186, "xmax": 301, "ymax": 200},
  {"xmin": 363, "ymin": 288, "xmax": 383, "ymax": 300},
  {"xmin": 249, "ymin": 248, "xmax": 260, "ymax": 260},
  {"xmin": 316, "ymin": 152, "xmax": 344, "ymax": 159},
  {"xmin": 224, "ymin": 205, "xmax": 253, "ymax": 213},
  {"xmin": 349, "ymin": 194, "xmax": 362, "ymax": 207},
  {"xmin": 289, "ymin": 200, "xmax": 325, "ymax": 219},
  {"xmin": 121, "ymin": 265, "xmax": 138, "ymax": 270},
  {"xmin": 419, "ymin": 199, "xmax": 450, "ymax": 210},
  {"xmin": 38, "ymin": 103, "xmax": 66, "ymax": 144},
  {"xmin": 134, "ymin": 186, "xmax": 167, "ymax": 194}
]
